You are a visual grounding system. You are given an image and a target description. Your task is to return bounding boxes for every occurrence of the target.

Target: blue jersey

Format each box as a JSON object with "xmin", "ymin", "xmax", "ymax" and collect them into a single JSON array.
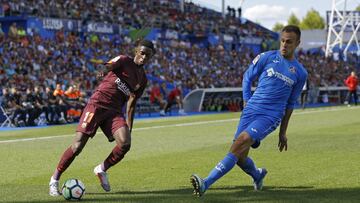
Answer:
[{"xmin": 242, "ymin": 50, "xmax": 308, "ymax": 119}]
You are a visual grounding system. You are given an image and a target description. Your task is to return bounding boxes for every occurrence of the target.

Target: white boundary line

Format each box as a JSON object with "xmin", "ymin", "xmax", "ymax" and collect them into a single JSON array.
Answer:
[{"xmin": 0, "ymin": 106, "xmax": 358, "ymax": 144}]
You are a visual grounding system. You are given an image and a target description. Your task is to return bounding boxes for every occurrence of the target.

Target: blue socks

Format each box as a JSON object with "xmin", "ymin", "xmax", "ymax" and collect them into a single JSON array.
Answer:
[
  {"xmin": 204, "ymin": 153, "xmax": 238, "ymax": 190},
  {"xmin": 238, "ymin": 157, "xmax": 260, "ymax": 181},
  {"xmin": 202, "ymin": 154, "xmax": 261, "ymax": 190}
]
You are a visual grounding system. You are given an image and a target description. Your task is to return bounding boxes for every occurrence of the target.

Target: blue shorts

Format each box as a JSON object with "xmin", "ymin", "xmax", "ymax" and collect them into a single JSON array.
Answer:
[{"xmin": 234, "ymin": 108, "xmax": 281, "ymax": 144}]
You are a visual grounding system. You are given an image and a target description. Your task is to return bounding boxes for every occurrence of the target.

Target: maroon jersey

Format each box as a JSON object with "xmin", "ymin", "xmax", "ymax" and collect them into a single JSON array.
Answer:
[{"xmin": 89, "ymin": 55, "xmax": 148, "ymax": 112}]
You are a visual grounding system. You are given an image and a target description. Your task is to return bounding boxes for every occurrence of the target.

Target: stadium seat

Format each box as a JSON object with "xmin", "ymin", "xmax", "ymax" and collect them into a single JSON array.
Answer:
[
  {"xmin": 36, "ymin": 112, "xmax": 47, "ymax": 126},
  {"xmin": 0, "ymin": 106, "xmax": 14, "ymax": 128}
]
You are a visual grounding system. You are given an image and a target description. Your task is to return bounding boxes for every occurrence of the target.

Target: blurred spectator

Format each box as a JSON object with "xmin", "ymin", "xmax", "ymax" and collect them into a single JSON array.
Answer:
[
  {"xmin": 33, "ymin": 86, "xmax": 48, "ymax": 123},
  {"xmin": 228, "ymin": 98, "xmax": 241, "ymax": 112},
  {"xmin": 301, "ymin": 78, "xmax": 310, "ymax": 109},
  {"xmin": 23, "ymin": 87, "xmax": 41, "ymax": 126},
  {"xmin": 17, "ymin": 26, "xmax": 26, "ymax": 37},
  {"xmin": 202, "ymin": 97, "xmax": 242, "ymax": 112},
  {"xmin": 64, "ymin": 85, "xmax": 84, "ymax": 122},
  {"xmin": 8, "ymin": 87, "xmax": 26, "ymax": 126},
  {"xmin": 53, "ymin": 83, "xmax": 69, "ymax": 123},
  {"xmin": 55, "ymin": 28, "xmax": 65, "ymax": 43},
  {"xmin": 2, "ymin": 2, "xmax": 11, "ymax": 16},
  {"xmin": 8, "ymin": 22, "xmax": 18, "ymax": 38},
  {"xmin": 149, "ymin": 81, "xmax": 166, "ymax": 116},
  {"xmin": 45, "ymin": 86, "xmax": 58, "ymax": 124},
  {"xmin": 164, "ymin": 82, "xmax": 185, "ymax": 115},
  {"xmin": 344, "ymin": 71, "xmax": 358, "ymax": 106},
  {"xmin": 0, "ymin": 22, "xmax": 4, "ymax": 37}
]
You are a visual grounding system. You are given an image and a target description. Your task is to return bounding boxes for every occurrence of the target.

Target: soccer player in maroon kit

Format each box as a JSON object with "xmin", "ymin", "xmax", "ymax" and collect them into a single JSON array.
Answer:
[{"xmin": 49, "ymin": 40, "xmax": 156, "ymax": 196}]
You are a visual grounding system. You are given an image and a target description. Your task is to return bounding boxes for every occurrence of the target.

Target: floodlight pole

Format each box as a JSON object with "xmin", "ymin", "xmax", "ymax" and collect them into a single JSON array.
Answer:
[
  {"xmin": 325, "ymin": 0, "xmax": 360, "ymax": 58},
  {"xmin": 180, "ymin": 0, "xmax": 184, "ymax": 12},
  {"xmin": 343, "ymin": 12, "xmax": 360, "ymax": 57},
  {"xmin": 222, "ymin": 0, "xmax": 225, "ymax": 18}
]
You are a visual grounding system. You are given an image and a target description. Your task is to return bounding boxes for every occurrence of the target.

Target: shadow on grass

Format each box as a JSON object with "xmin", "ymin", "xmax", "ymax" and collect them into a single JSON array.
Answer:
[{"xmin": 12, "ymin": 186, "xmax": 360, "ymax": 203}]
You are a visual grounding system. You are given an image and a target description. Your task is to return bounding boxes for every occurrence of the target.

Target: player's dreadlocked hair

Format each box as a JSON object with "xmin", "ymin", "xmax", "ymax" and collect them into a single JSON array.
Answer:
[{"xmin": 136, "ymin": 39, "xmax": 156, "ymax": 54}]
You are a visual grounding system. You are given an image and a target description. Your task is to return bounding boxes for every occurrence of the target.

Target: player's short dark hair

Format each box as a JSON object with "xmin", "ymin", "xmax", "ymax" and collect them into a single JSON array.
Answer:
[
  {"xmin": 138, "ymin": 39, "xmax": 156, "ymax": 54},
  {"xmin": 281, "ymin": 25, "xmax": 301, "ymax": 40}
]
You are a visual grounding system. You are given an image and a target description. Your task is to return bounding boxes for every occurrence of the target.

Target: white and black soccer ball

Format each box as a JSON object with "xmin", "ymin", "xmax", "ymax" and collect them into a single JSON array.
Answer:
[{"xmin": 62, "ymin": 179, "xmax": 85, "ymax": 200}]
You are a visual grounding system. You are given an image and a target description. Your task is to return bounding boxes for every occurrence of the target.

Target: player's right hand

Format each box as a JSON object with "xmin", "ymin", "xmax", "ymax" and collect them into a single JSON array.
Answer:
[{"xmin": 278, "ymin": 134, "xmax": 288, "ymax": 152}]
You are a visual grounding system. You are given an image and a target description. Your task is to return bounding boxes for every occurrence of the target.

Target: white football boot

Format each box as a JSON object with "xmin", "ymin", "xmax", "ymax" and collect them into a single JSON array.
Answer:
[
  {"xmin": 94, "ymin": 164, "xmax": 111, "ymax": 192},
  {"xmin": 49, "ymin": 176, "xmax": 61, "ymax": 196}
]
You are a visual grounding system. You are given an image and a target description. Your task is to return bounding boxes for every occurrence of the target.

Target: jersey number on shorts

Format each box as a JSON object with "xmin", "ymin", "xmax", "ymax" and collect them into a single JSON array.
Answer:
[{"xmin": 83, "ymin": 112, "xmax": 94, "ymax": 123}]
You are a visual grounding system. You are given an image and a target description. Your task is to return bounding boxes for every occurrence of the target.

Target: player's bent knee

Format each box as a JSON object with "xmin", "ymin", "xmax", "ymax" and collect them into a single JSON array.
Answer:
[
  {"xmin": 235, "ymin": 132, "xmax": 254, "ymax": 145},
  {"xmin": 120, "ymin": 143, "xmax": 131, "ymax": 154},
  {"xmin": 71, "ymin": 133, "xmax": 89, "ymax": 155},
  {"xmin": 71, "ymin": 142, "xmax": 84, "ymax": 156},
  {"xmin": 230, "ymin": 132, "xmax": 254, "ymax": 158}
]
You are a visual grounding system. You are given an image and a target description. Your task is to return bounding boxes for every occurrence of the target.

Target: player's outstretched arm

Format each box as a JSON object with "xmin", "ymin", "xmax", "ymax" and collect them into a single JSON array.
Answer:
[
  {"xmin": 126, "ymin": 94, "xmax": 137, "ymax": 134},
  {"xmin": 97, "ymin": 55, "xmax": 123, "ymax": 79},
  {"xmin": 278, "ymin": 108, "xmax": 293, "ymax": 152},
  {"xmin": 279, "ymin": 70, "xmax": 307, "ymax": 151},
  {"xmin": 242, "ymin": 53, "xmax": 267, "ymax": 103},
  {"xmin": 96, "ymin": 63, "xmax": 115, "ymax": 79}
]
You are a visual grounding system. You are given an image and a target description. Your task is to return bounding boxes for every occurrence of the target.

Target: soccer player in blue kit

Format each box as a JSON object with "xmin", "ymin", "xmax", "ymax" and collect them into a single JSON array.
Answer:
[{"xmin": 190, "ymin": 25, "xmax": 308, "ymax": 197}]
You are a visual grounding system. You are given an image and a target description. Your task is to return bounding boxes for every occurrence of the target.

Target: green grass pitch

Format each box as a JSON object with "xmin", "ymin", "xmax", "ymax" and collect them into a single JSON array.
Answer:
[{"xmin": 0, "ymin": 106, "xmax": 359, "ymax": 202}]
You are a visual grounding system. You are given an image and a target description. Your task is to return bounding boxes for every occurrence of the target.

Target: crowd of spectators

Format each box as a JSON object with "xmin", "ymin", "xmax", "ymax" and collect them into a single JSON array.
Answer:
[
  {"xmin": 202, "ymin": 97, "xmax": 243, "ymax": 112},
  {"xmin": 0, "ymin": 29, "xmax": 124, "ymax": 94},
  {"xmin": 1, "ymin": 84, "xmax": 85, "ymax": 127},
  {"xmin": 0, "ymin": 26, "xmax": 359, "ymax": 122},
  {"xmin": 298, "ymin": 50, "xmax": 357, "ymax": 87},
  {"xmin": 150, "ymin": 39, "xmax": 359, "ymax": 90},
  {"xmin": 1, "ymin": 0, "xmax": 274, "ymax": 39},
  {"xmin": 0, "ymin": 0, "xmax": 359, "ymax": 125},
  {"xmin": 149, "ymin": 40, "xmax": 253, "ymax": 90}
]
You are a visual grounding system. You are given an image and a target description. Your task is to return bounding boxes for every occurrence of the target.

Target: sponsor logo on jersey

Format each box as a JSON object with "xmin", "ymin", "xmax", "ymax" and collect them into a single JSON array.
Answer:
[
  {"xmin": 272, "ymin": 59, "xmax": 280, "ymax": 63},
  {"xmin": 251, "ymin": 128, "xmax": 258, "ymax": 133},
  {"xmin": 115, "ymin": 77, "xmax": 131, "ymax": 96},
  {"xmin": 267, "ymin": 68, "xmax": 294, "ymax": 86},
  {"xmin": 81, "ymin": 122, "xmax": 87, "ymax": 129}
]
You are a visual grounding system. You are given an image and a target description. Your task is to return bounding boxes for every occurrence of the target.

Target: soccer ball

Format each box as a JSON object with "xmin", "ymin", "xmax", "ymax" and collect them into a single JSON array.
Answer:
[{"xmin": 62, "ymin": 179, "xmax": 85, "ymax": 200}]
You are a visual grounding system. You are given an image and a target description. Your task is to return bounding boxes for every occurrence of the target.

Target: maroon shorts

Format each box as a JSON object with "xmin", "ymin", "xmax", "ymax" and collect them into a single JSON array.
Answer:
[{"xmin": 76, "ymin": 103, "xmax": 127, "ymax": 142}]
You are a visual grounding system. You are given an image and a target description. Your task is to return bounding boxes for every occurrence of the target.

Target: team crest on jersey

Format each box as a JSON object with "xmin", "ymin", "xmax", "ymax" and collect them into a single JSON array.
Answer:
[
  {"xmin": 81, "ymin": 122, "xmax": 87, "ymax": 129},
  {"xmin": 289, "ymin": 66, "xmax": 296, "ymax": 73},
  {"xmin": 272, "ymin": 59, "xmax": 280, "ymax": 63}
]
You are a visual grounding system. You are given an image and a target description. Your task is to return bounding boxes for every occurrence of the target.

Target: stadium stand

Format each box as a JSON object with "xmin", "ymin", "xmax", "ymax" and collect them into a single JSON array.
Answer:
[{"xmin": 0, "ymin": 0, "xmax": 359, "ymax": 126}]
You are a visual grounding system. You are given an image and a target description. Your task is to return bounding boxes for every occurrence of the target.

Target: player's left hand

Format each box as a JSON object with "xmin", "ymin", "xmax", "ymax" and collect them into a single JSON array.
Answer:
[{"xmin": 278, "ymin": 134, "xmax": 288, "ymax": 152}]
